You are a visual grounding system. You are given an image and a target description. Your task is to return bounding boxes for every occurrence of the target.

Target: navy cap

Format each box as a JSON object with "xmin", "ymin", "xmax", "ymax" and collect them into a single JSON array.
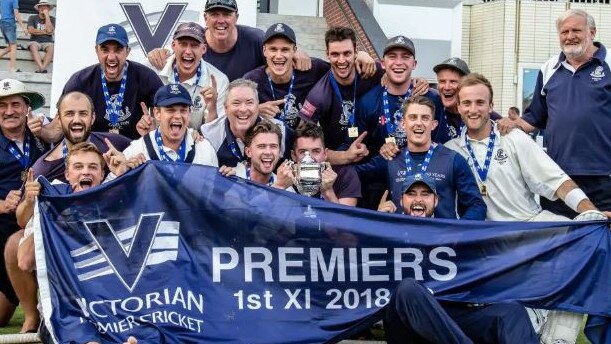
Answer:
[
  {"xmin": 402, "ymin": 173, "xmax": 437, "ymax": 195},
  {"xmin": 173, "ymin": 22, "xmax": 205, "ymax": 43},
  {"xmin": 154, "ymin": 84, "xmax": 192, "ymax": 107},
  {"xmin": 433, "ymin": 57, "xmax": 470, "ymax": 76},
  {"xmin": 205, "ymin": 0, "xmax": 238, "ymax": 12},
  {"xmin": 96, "ymin": 24, "xmax": 129, "ymax": 47},
  {"xmin": 384, "ymin": 35, "xmax": 416, "ymax": 57},
  {"xmin": 263, "ymin": 23, "xmax": 296, "ymax": 45}
]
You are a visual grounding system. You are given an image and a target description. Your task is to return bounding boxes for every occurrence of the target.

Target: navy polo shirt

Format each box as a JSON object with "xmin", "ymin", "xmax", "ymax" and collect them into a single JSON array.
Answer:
[
  {"xmin": 522, "ymin": 42, "xmax": 611, "ymax": 175},
  {"xmin": 204, "ymin": 25, "xmax": 265, "ymax": 81},
  {"xmin": 0, "ymin": 129, "xmax": 49, "ymax": 234},
  {"xmin": 386, "ymin": 145, "xmax": 486, "ymax": 220}
]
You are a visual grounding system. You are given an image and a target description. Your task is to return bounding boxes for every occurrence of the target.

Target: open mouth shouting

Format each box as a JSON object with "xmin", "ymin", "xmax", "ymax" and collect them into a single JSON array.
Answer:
[
  {"xmin": 409, "ymin": 202, "xmax": 428, "ymax": 217},
  {"xmin": 180, "ymin": 55, "xmax": 197, "ymax": 71},
  {"xmin": 169, "ymin": 121, "xmax": 184, "ymax": 136}
]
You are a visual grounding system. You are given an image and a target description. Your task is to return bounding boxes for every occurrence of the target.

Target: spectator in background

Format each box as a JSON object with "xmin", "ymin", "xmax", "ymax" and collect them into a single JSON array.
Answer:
[
  {"xmin": 507, "ymin": 106, "xmax": 520, "ymax": 120},
  {"xmin": 27, "ymin": 0, "xmax": 55, "ymax": 73},
  {"xmin": 0, "ymin": 0, "xmax": 27, "ymax": 72}
]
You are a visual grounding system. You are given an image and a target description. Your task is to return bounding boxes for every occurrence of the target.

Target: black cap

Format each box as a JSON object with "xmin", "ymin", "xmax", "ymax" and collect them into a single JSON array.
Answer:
[
  {"xmin": 154, "ymin": 84, "xmax": 192, "ymax": 107},
  {"xmin": 263, "ymin": 23, "xmax": 296, "ymax": 45},
  {"xmin": 383, "ymin": 35, "xmax": 415, "ymax": 57},
  {"xmin": 433, "ymin": 57, "xmax": 470, "ymax": 76},
  {"xmin": 402, "ymin": 173, "xmax": 437, "ymax": 195},
  {"xmin": 205, "ymin": 0, "xmax": 237, "ymax": 12},
  {"xmin": 173, "ymin": 22, "xmax": 205, "ymax": 43}
]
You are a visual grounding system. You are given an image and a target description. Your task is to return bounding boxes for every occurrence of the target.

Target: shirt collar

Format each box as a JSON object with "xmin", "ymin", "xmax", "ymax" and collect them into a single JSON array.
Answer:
[
  {"xmin": 554, "ymin": 41, "xmax": 606, "ymax": 68},
  {"xmin": 458, "ymin": 120, "xmax": 500, "ymax": 147}
]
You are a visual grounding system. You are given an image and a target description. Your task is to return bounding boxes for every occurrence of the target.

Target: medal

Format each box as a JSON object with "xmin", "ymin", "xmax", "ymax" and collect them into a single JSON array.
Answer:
[
  {"xmin": 348, "ymin": 127, "xmax": 359, "ymax": 138},
  {"xmin": 7, "ymin": 132, "xmax": 30, "ymax": 169},
  {"xmin": 465, "ymin": 124, "xmax": 496, "ymax": 196},
  {"xmin": 480, "ymin": 184, "xmax": 487, "ymax": 196},
  {"xmin": 101, "ymin": 61, "xmax": 128, "ymax": 130},
  {"xmin": 382, "ymin": 85, "xmax": 412, "ymax": 145},
  {"xmin": 385, "ymin": 136, "xmax": 396, "ymax": 144},
  {"xmin": 21, "ymin": 171, "xmax": 28, "ymax": 182}
]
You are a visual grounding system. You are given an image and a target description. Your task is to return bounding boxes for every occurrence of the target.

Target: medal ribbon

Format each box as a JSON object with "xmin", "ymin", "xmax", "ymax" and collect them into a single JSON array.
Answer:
[
  {"xmin": 329, "ymin": 73, "xmax": 357, "ymax": 127},
  {"xmin": 267, "ymin": 72, "xmax": 295, "ymax": 122},
  {"xmin": 383, "ymin": 84, "xmax": 413, "ymax": 137},
  {"xmin": 101, "ymin": 61, "xmax": 129, "ymax": 129},
  {"xmin": 464, "ymin": 125, "xmax": 496, "ymax": 183},
  {"xmin": 8, "ymin": 132, "xmax": 30, "ymax": 168},
  {"xmin": 404, "ymin": 144, "xmax": 436, "ymax": 175},
  {"xmin": 246, "ymin": 166, "xmax": 275, "ymax": 186},
  {"xmin": 154, "ymin": 129, "xmax": 187, "ymax": 162},
  {"xmin": 173, "ymin": 61, "xmax": 202, "ymax": 99}
]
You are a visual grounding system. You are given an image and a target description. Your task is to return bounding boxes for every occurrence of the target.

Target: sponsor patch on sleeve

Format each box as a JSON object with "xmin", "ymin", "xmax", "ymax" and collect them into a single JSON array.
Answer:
[{"xmin": 300, "ymin": 101, "xmax": 317, "ymax": 118}]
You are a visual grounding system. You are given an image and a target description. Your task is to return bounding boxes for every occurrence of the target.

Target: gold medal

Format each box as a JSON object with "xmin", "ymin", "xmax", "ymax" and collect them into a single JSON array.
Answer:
[
  {"xmin": 21, "ymin": 170, "xmax": 28, "ymax": 182},
  {"xmin": 109, "ymin": 128, "xmax": 120, "ymax": 134},
  {"xmin": 385, "ymin": 136, "xmax": 396, "ymax": 144},
  {"xmin": 480, "ymin": 184, "xmax": 488, "ymax": 196},
  {"xmin": 348, "ymin": 126, "xmax": 359, "ymax": 138}
]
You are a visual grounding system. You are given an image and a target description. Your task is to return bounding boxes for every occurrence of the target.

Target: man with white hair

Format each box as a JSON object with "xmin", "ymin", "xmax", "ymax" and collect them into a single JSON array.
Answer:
[{"xmin": 498, "ymin": 9, "xmax": 611, "ymax": 221}]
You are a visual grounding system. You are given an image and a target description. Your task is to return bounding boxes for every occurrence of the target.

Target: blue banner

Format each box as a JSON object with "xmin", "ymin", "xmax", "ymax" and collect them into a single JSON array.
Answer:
[{"xmin": 33, "ymin": 162, "xmax": 610, "ymax": 344}]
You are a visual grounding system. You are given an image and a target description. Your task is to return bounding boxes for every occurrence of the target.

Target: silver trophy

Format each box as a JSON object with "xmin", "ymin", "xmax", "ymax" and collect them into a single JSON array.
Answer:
[{"xmin": 292, "ymin": 151, "xmax": 324, "ymax": 196}]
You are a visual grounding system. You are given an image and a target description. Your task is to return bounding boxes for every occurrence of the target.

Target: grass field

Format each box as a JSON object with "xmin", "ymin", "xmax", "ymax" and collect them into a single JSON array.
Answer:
[{"xmin": 0, "ymin": 307, "xmax": 592, "ymax": 342}]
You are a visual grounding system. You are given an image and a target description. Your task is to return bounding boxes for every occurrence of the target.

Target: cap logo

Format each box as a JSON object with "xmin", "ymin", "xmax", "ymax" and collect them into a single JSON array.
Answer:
[
  {"xmin": 3, "ymin": 81, "xmax": 10, "ymax": 90},
  {"xmin": 448, "ymin": 58, "xmax": 457, "ymax": 65},
  {"xmin": 274, "ymin": 24, "xmax": 284, "ymax": 33},
  {"xmin": 396, "ymin": 36, "xmax": 405, "ymax": 44},
  {"xmin": 108, "ymin": 25, "xmax": 117, "ymax": 35},
  {"xmin": 414, "ymin": 173, "xmax": 422, "ymax": 179},
  {"xmin": 169, "ymin": 85, "xmax": 181, "ymax": 94}
]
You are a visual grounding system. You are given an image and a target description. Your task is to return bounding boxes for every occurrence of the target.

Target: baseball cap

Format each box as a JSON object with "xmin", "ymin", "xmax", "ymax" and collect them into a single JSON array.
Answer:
[
  {"xmin": 383, "ymin": 35, "xmax": 416, "ymax": 57},
  {"xmin": 402, "ymin": 173, "xmax": 437, "ymax": 195},
  {"xmin": 0, "ymin": 79, "xmax": 45, "ymax": 110},
  {"xmin": 263, "ymin": 23, "xmax": 296, "ymax": 45},
  {"xmin": 154, "ymin": 84, "xmax": 192, "ymax": 107},
  {"xmin": 205, "ymin": 0, "xmax": 238, "ymax": 12},
  {"xmin": 433, "ymin": 57, "xmax": 470, "ymax": 76},
  {"xmin": 173, "ymin": 22, "xmax": 205, "ymax": 43},
  {"xmin": 96, "ymin": 24, "xmax": 129, "ymax": 47}
]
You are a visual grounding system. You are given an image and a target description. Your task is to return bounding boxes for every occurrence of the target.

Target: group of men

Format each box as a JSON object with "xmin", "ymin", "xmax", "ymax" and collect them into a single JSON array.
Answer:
[{"xmin": 0, "ymin": 0, "xmax": 609, "ymax": 342}]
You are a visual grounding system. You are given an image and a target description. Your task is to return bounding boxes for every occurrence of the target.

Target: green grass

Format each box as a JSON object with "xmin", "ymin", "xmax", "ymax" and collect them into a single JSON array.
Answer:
[{"xmin": 0, "ymin": 306, "xmax": 592, "ymax": 343}]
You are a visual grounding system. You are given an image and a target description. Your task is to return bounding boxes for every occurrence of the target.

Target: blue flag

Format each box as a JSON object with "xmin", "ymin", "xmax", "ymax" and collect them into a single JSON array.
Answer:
[{"xmin": 33, "ymin": 162, "xmax": 611, "ymax": 344}]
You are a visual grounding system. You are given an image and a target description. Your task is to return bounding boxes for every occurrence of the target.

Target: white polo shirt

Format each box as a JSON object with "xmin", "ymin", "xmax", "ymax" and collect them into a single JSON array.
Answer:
[
  {"xmin": 235, "ymin": 162, "xmax": 295, "ymax": 192},
  {"xmin": 445, "ymin": 123, "xmax": 570, "ymax": 221},
  {"xmin": 123, "ymin": 128, "xmax": 218, "ymax": 167},
  {"xmin": 159, "ymin": 55, "xmax": 229, "ymax": 128}
]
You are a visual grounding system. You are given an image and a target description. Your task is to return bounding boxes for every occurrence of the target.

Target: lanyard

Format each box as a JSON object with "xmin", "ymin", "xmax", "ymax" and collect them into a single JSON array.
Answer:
[
  {"xmin": 62, "ymin": 140, "xmax": 69, "ymax": 159},
  {"xmin": 329, "ymin": 73, "xmax": 357, "ymax": 127},
  {"xmin": 7, "ymin": 133, "xmax": 30, "ymax": 168},
  {"xmin": 404, "ymin": 144, "xmax": 436, "ymax": 175},
  {"xmin": 246, "ymin": 166, "xmax": 274, "ymax": 186},
  {"xmin": 464, "ymin": 125, "xmax": 496, "ymax": 183},
  {"xmin": 382, "ymin": 84, "xmax": 413, "ymax": 136},
  {"xmin": 154, "ymin": 129, "xmax": 187, "ymax": 162},
  {"xmin": 101, "ymin": 62, "xmax": 128, "ymax": 128},
  {"xmin": 173, "ymin": 62, "xmax": 202, "ymax": 99},
  {"xmin": 267, "ymin": 72, "xmax": 295, "ymax": 122}
]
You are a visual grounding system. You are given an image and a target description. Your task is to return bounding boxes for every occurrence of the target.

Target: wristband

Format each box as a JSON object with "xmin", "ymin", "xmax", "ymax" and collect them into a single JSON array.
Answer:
[{"xmin": 564, "ymin": 188, "xmax": 588, "ymax": 212}]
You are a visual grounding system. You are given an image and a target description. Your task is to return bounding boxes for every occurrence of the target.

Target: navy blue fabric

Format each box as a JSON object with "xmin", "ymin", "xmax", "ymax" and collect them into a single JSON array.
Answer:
[
  {"xmin": 35, "ymin": 162, "xmax": 610, "ymax": 343},
  {"xmin": 386, "ymin": 145, "xmax": 486, "ymax": 220},
  {"xmin": 385, "ymin": 279, "xmax": 537, "ymax": 344},
  {"xmin": 522, "ymin": 42, "xmax": 611, "ymax": 175}
]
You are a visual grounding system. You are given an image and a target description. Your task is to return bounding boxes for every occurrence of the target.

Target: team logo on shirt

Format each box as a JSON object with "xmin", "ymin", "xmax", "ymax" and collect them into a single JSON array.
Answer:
[
  {"xmin": 447, "ymin": 124, "xmax": 458, "ymax": 139},
  {"xmin": 339, "ymin": 100, "xmax": 354, "ymax": 126},
  {"xmin": 104, "ymin": 94, "xmax": 133, "ymax": 123},
  {"xmin": 590, "ymin": 66, "xmax": 605, "ymax": 81},
  {"xmin": 193, "ymin": 94, "xmax": 204, "ymax": 111},
  {"xmin": 494, "ymin": 148, "xmax": 508, "ymax": 165},
  {"xmin": 284, "ymin": 94, "xmax": 299, "ymax": 128}
]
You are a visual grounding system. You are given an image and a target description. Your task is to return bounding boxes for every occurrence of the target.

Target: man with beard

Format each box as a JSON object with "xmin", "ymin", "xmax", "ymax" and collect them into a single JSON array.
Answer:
[
  {"xmin": 138, "ymin": 22, "xmax": 228, "ymax": 132},
  {"xmin": 378, "ymin": 174, "xmax": 537, "ymax": 344},
  {"xmin": 445, "ymin": 73, "xmax": 610, "ymax": 344},
  {"xmin": 123, "ymin": 84, "xmax": 218, "ymax": 166},
  {"xmin": 433, "ymin": 57, "xmax": 501, "ymax": 141},
  {"xmin": 34, "ymin": 24, "xmax": 163, "ymax": 142},
  {"xmin": 353, "ymin": 36, "xmax": 444, "ymax": 209},
  {"xmin": 0, "ymin": 79, "xmax": 48, "ymax": 332},
  {"xmin": 244, "ymin": 23, "xmax": 375, "ymax": 130},
  {"xmin": 31, "ymin": 91, "xmax": 131, "ymax": 182},
  {"xmin": 380, "ymin": 96, "xmax": 485, "ymax": 220},
  {"xmin": 497, "ymin": 9, "xmax": 611, "ymax": 219},
  {"xmin": 202, "ymin": 78, "xmax": 293, "ymax": 167}
]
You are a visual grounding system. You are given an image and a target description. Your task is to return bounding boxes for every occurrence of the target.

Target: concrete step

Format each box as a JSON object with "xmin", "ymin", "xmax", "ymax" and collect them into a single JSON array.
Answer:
[{"xmin": 0, "ymin": 71, "xmax": 52, "ymax": 116}]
